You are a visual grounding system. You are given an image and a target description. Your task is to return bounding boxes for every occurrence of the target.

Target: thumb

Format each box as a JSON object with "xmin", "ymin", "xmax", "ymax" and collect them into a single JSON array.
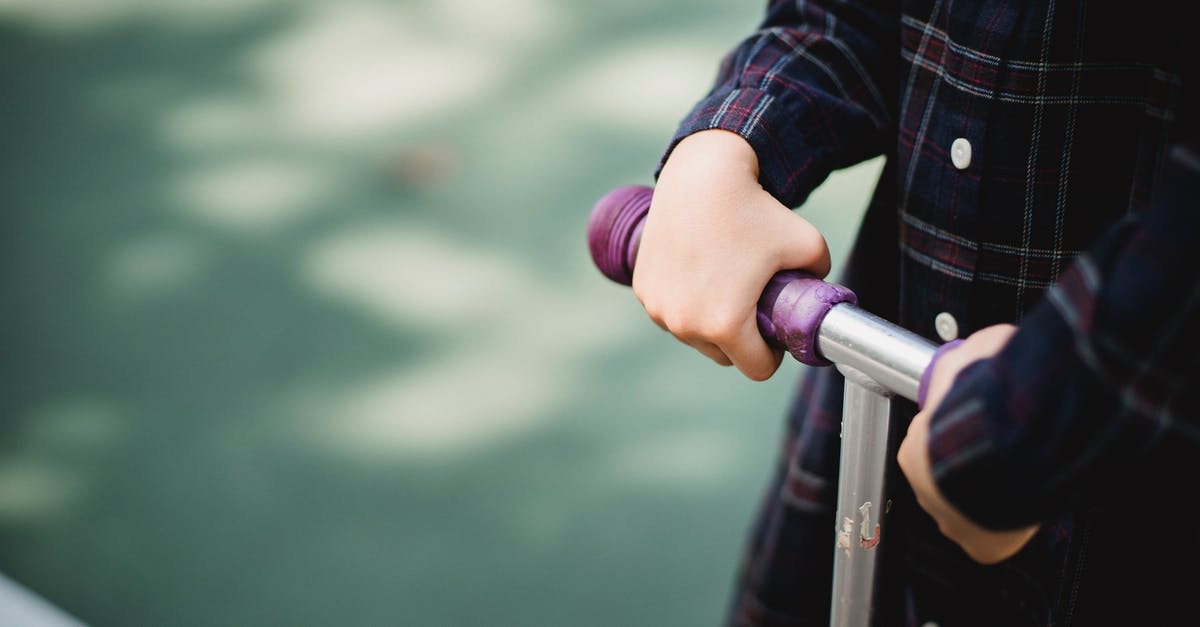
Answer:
[
  {"xmin": 764, "ymin": 203, "xmax": 832, "ymax": 279},
  {"xmin": 722, "ymin": 312, "xmax": 785, "ymax": 381}
]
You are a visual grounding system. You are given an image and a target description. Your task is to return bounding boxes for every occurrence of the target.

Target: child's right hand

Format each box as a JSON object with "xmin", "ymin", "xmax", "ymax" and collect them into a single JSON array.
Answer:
[{"xmin": 632, "ymin": 129, "xmax": 832, "ymax": 381}]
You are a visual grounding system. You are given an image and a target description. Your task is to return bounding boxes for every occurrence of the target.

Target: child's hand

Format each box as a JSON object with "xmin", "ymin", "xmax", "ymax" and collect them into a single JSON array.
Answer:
[
  {"xmin": 632, "ymin": 129, "xmax": 831, "ymax": 381},
  {"xmin": 897, "ymin": 324, "xmax": 1041, "ymax": 564}
]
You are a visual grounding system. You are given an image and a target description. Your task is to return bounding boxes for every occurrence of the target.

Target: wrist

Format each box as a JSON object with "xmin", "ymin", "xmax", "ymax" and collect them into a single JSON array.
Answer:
[{"xmin": 664, "ymin": 129, "xmax": 760, "ymax": 183}]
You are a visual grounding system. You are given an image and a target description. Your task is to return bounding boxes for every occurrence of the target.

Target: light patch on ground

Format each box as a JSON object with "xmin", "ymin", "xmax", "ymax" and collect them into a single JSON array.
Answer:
[
  {"xmin": 607, "ymin": 429, "xmax": 739, "ymax": 489},
  {"xmin": 158, "ymin": 0, "xmax": 560, "ymax": 151},
  {"xmin": 160, "ymin": 96, "xmax": 270, "ymax": 152},
  {"xmin": 0, "ymin": 0, "xmax": 286, "ymax": 32},
  {"xmin": 247, "ymin": 3, "xmax": 508, "ymax": 142},
  {"xmin": 176, "ymin": 157, "xmax": 337, "ymax": 232},
  {"xmin": 20, "ymin": 400, "xmax": 126, "ymax": 449},
  {"xmin": 466, "ymin": 39, "xmax": 723, "ymax": 198},
  {"xmin": 298, "ymin": 221, "xmax": 640, "ymax": 458},
  {"xmin": 0, "ymin": 461, "xmax": 84, "ymax": 520},
  {"xmin": 0, "ymin": 400, "xmax": 125, "ymax": 520},
  {"xmin": 106, "ymin": 233, "xmax": 208, "ymax": 299},
  {"xmin": 154, "ymin": 0, "xmax": 558, "ymax": 239},
  {"xmin": 507, "ymin": 496, "xmax": 572, "ymax": 548},
  {"xmin": 428, "ymin": 0, "xmax": 560, "ymax": 46},
  {"xmin": 551, "ymin": 40, "xmax": 723, "ymax": 132},
  {"xmin": 306, "ymin": 222, "xmax": 541, "ymax": 328},
  {"xmin": 318, "ymin": 350, "xmax": 571, "ymax": 459}
]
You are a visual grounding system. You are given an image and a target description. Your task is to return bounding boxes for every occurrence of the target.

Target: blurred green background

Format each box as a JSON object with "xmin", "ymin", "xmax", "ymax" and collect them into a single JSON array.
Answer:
[{"xmin": 0, "ymin": 1, "xmax": 880, "ymax": 625}]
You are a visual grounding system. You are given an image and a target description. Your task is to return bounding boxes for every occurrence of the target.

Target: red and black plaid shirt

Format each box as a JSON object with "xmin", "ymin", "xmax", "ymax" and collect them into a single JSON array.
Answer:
[{"xmin": 657, "ymin": 0, "xmax": 1199, "ymax": 625}]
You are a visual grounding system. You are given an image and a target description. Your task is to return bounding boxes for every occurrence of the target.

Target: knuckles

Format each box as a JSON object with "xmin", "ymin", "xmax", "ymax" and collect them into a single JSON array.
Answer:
[{"xmin": 641, "ymin": 301, "xmax": 746, "ymax": 346}]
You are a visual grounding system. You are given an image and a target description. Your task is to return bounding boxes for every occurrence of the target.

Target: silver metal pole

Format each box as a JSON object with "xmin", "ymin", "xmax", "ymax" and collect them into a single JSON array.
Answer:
[
  {"xmin": 817, "ymin": 304, "xmax": 937, "ymax": 403},
  {"xmin": 820, "ymin": 304, "xmax": 939, "ymax": 627},
  {"xmin": 829, "ymin": 369, "xmax": 894, "ymax": 627}
]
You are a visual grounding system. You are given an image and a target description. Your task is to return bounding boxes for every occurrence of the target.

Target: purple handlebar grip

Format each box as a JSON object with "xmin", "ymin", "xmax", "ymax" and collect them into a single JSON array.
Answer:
[
  {"xmin": 588, "ymin": 185, "xmax": 653, "ymax": 286},
  {"xmin": 917, "ymin": 338, "xmax": 965, "ymax": 409},
  {"xmin": 588, "ymin": 184, "xmax": 858, "ymax": 366},
  {"xmin": 757, "ymin": 271, "xmax": 857, "ymax": 366}
]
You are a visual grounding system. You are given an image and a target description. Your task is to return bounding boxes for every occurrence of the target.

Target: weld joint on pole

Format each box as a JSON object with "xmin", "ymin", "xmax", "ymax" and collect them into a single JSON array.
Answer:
[{"xmin": 835, "ymin": 365, "xmax": 893, "ymax": 397}]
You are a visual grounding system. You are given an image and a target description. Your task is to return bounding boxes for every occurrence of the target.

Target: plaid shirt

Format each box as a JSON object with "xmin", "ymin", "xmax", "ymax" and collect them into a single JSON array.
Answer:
[{"xmin": 657, "ymin": 1, "xmax": 1199, "ymax": 625}]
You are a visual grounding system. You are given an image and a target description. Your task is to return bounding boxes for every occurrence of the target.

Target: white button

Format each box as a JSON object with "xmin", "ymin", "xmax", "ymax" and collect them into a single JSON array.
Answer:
[
  {"xmin": 922, "ymin": 622, "xmax": 940, "ymax": 627},
  {"xmin": 935, "ymin": 312, "xmax": 959, "ymax": 341},
  {"xmin": 951, "ymin": 137, "xmax": 972, "ymax": 170}
]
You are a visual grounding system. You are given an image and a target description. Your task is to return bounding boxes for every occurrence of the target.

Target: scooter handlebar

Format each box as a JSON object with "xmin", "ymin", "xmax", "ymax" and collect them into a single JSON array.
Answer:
[
  {"xmin": 586, "ymin": 184, "xmax": 857, "ymax": 368},
  {"xmin": 586, "ymin": 184, "xmax": 952, "ymax": 404}
]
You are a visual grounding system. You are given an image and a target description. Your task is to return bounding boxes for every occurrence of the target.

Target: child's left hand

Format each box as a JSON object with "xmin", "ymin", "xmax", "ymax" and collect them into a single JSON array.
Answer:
[{"xmin": 897, "ymin": 324, "xmax": 1041, "ymax": 564}]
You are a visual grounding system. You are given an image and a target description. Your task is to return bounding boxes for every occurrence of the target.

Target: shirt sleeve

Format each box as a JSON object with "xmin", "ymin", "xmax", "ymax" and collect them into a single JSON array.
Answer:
[
  {"xmin": 925, "ymin": 139, "xmax": 1200, "ymax": 530},
  {"xmin": 656, "ymin": 0, "xmax": 898, "ymax": 209}
]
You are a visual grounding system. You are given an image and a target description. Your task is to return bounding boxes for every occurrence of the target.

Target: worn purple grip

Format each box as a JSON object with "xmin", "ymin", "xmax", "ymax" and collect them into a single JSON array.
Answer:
[
  {"xmin": 587, "ymin": 184, "xmax": 860, "ymax": 367},
  {"xmin": 756, "ymin": 271, "xmax": 857, "ymax": 366},
  {"xmin": 917, "ymin": 338, "xmax": 965, "ymax": 410},
  {"xmin": 587, "ymin": 185, "xmax": 653, "ymax": 285}
]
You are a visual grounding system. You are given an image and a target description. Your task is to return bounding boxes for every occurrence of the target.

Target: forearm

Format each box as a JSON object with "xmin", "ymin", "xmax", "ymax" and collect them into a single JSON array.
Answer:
[
  {"xmin": 658, "ymin": 0, "xmax": 898, "ymax": 208},
  {"xmin": 927, "ymin": 143, "xmax": 1200, "ymax": 528}
]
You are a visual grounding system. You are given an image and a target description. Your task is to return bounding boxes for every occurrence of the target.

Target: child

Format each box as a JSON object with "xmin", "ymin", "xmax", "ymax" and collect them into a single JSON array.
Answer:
[{"xmin": 632, "ymin": 1, "xmax": 1199, "ymax": 624}]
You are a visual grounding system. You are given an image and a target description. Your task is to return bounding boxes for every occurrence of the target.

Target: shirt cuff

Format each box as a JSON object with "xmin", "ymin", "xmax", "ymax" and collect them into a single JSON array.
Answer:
[{"xmin": 655, "ymin": 87, "xmax": 831, "ymax": 209}]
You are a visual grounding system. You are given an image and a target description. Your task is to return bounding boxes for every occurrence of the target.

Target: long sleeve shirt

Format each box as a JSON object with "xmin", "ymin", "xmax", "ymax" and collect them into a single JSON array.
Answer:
[{"xmin": 656, "ymin": 1, "xmax": 1199, "ymax": 625}]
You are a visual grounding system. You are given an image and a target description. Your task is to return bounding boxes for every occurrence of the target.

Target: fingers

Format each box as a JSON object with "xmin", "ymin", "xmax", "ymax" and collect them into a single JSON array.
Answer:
[
  {"xmin": 647, "ymin": 303, "xmax": 780, "ymax": 378},
  {"xmin": 963, "ymin": 322, "xmax": 1017, "ymax": 349},
  {"xmin": 959, "ymin": 524, "xmax": 1041, "ymax": 565},
  {"xmin": 919, "ymin": 322, "xmax": 1021, "ymax": 413},
  {"xmin": 896, "ymin": 408, "xmax": 930, "ymax": 485},
  {"xmin": 721, "ymin": 314, "xmax": 784, "ymax": 381},
  {"xmin": 685, "ymin": 338, "xmax": 734, "ymax": 367},
  {"xmin": 900, "ymin": 322, "xmax": 1039, "ymax": 565},
  {"xmin": 899, "ymin": 408, "xmax": 1038, "ymax": 564}
]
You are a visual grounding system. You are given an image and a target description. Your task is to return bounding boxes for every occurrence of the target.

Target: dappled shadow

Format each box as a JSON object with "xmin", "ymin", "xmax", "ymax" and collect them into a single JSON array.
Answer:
[{"xmin": 0, "ymin": 2, "xmax": 875, "ymax": 626}]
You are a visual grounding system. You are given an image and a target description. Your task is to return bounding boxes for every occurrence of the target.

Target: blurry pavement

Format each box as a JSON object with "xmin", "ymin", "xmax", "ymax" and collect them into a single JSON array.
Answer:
[{"xmin": 0, "ymin": 2, "xmax": 881, "ymax": 625}]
